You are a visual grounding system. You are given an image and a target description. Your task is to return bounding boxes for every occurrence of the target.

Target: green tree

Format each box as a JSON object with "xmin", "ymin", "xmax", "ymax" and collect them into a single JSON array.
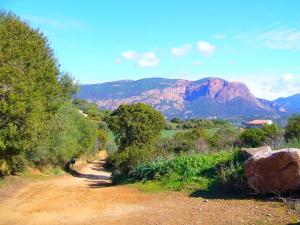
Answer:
[
  {"xmin": 0, "ymin": 12, "xmax": 100, "ymax": 174},
  {"xmin": 59, "ymin": 72, "xmax": 79, "ymax": 98},
  {"xmin": 285, "ymin": 115, "xmax": 300, "ymax": 141},
  {"xmin": 0, "ymin": 12, "xmax": 64, "ymax": 168},
  {"xmin": 106, "ymin": 103, "xmax": 166, "ymax": 150}
]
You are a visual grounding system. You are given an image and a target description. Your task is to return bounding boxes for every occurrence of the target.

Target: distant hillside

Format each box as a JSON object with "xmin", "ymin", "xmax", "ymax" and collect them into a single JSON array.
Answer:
[
  {"xmin": 274, "ymin": 94, "xmax": 300, "ymax": 114},
  {"xmin": 76, "ymin": 77, "xmax": 289, "ymax": 119}
]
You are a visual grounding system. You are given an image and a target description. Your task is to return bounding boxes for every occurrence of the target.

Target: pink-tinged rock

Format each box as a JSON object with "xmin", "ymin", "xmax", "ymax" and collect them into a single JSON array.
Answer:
[
  {"xmin": 241, "ymin": 146, "xmax": 272, "ymax": 160},
  {"xmin": 243, "ymin": 148, "xmax": 300, "ymax": 194}
]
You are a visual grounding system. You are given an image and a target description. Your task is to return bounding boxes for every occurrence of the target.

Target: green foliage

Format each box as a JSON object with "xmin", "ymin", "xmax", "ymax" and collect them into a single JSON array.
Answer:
[
  {"xmin": 177, "ymin": 119, "xmax": 232, "ymax": 130},
  {"xmin": 107, "ymin": 103, "xmax": 166, "ymax": 150},
  {"xmin": 241, "ymin": 124, "xmax": 281, "ymax": 147},
  {"xmin": 285, "ymin": 115, "xmax": 300, "ymax": 141},
  {"xmin": 0, "ymin": 12, "xmax": 100, "ymax": 174},
  {"xmin": 97, "ymin": 129, "xmax": 108, "ymax": 150},
  {"xmin": 0, "ymin": 12, "xmax": 63, "ymax": 169},
  {"xmin": 7, "ymin": 153, "xmax": 27, "ymax": 175},
  {"xmin": 59, "ymin": 72, "xmax": 79, "ymax": 97},
  {"xmin": 154, "ymin": 137, "xmax": 176, "ymax": 154},
  {"xmin": 161, "ymin": 130, "xmax": 178, "ymax": 138},
  {"xmin": 173, "ymin": 128, "xmax": 211, "ymax": 153},
  {"xmin": 262, "ymin": 123, "xmax": 281, "ymax": 139},
  {"xmin": 285, "ymin": 139, "xmax": 300, "ymax": 149},
  {"xmin": 170, "ymin": 117, "xmax": 182, "ymax": 123},
  {"xmin": 209, "ymin": 127, "xmax": 239, "ymax": 149},
  {"xmin": 159, "ymin": 127, "xmax": 239, "ymax": 154},
  {"xmin": 119, "ymin": 149, "xmax": 245, "ymax": 193},
  {"xmin": 106, "ymin": 140, "xmax": 118, "ymax": 154},
  {"xmin": 240, "ymin": 128, "xmax": 265, "ymax": 147},
  {"xmin": 109, "ymin": 144, "xmax": 165, "ymax": 175},
  {"xmin": 26, "ymin": 102, "xmax": 97, "ymax": 168},
  {"xmin": 73, "ymin": 99, "xmax": 104, "ymax": 122}
]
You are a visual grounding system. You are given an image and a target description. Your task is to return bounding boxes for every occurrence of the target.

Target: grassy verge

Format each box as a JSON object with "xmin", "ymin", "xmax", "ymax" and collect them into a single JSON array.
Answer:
[{"xmin": 115, "ymin": 149, "xmax": 246, "ymax": 195}]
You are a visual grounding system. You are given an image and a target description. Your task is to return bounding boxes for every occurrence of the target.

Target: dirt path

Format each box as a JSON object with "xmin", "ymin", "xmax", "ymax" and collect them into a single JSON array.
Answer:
[{"xmin": 0, "ymin": 154, "xmax": 298, "ymax": 225}]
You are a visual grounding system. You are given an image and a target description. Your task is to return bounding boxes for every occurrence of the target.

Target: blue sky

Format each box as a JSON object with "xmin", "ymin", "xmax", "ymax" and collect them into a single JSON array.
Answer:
[{"xmin": 1, "ymin": 0, "xmax": 300, "ymax": 100}]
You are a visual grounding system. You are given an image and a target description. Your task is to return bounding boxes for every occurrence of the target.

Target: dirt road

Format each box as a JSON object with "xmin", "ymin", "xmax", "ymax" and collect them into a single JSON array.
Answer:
[{"xmin": 0, "ymin": 154, "xmax": 298, "ymax": 225}]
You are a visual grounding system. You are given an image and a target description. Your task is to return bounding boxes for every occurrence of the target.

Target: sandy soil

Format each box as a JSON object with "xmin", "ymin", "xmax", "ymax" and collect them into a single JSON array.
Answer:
[{"xmin": 0, "ymin": 153, "xmax": 298, "ymax": 225}]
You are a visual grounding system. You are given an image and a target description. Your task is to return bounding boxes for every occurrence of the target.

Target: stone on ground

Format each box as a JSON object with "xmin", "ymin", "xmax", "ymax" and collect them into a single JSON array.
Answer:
[{"xmin": 243, "ymin": 148, "xmax": 300, "ymax": 194}]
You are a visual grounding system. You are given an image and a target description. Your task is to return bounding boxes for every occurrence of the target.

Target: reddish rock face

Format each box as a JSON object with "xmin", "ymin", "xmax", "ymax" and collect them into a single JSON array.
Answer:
[
  {"xmin": 78, "ymin": 77, "xmax": 286, "ymax": 117},
  {"xmin": 184, "ymin": 78, "xmax": 227, "ymax": 100},
  {"xmin": 184, "ymin": 78, "xmax": 263, "ymax": 105},
  {"xmin": 243, "ymin": 149, "xmax": 300, "ymax": 194}
]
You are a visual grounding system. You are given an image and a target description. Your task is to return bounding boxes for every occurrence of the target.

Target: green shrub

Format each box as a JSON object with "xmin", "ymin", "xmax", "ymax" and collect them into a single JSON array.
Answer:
[
  {"xmin": 106, "ymin": 140, "xmax": 118, "ymax": 154},
  {"xmin": 123, "ymin": 149, "xmax": 245, "ymax": 192},
  {"xmin": 285, "ymin": 115, "xmax": 300, "ymax": 141},
  {"xmin": 155, "ymin": 138, "xmax": 176, "ymax": 153},
  {"xmin": 8, "ymin": 154, "xmax": 27, "ymax": 175},
  {"xmin": 173, "ymin": 128, "xmax": 211, "ymax": 153},
  {"xmin": 98, "ymin": 129, "xmax": 108, "ymax": 150},
  {"xmin": 210, "ymin": 127, "xmax": 239, "ymax": 149},
  {"xmin": 106, "ymin": 103, "xmax": 166, "ymax": 150},
  {"xmin": 241, "ymin": 124, "xmax": 281, "ymax": 147},
  {"xmin": 108, "ymin": 144, "xmax": 164, "ymax": 175},
  {"xmin": 240, "ymin": 128, "xmax": 265, "ymax": 147},
  {"xmin": 208, "ymin": 161, "xmax": 245, "ymax": 193},
  {"xmin": 284, "ymin": 139, "xmax": 300, "ymax": 149}
]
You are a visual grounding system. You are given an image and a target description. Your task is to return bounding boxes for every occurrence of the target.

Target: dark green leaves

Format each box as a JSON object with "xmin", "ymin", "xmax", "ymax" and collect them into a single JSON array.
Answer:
[{"xmin": 107, "ymin": 103, "xmax": 166, "ymax": 150}]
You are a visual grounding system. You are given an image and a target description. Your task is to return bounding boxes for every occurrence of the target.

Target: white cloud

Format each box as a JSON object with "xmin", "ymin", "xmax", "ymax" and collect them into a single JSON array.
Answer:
[
  {"xmin": 120, "ymin": 50, "xmax": 159, "ymax": 68},
  {"xmin": 197, "ymin": 41, "xmax": 216, "ymax": 57},
  {"xmin": 121, "ymin": 51, "xmax": 137, "ymax": 60},
  {"xmin": 238, "ymin": 73, "xmax": 300, "ymax": 100},
  {"xmin": 137, "ymin": 52, "xmax": 159, "ymax": 67},
  {"xmin": 235, "ymin": 25, "xmax": 300, "ymax": 50},
  {"xmin": 171, "ymin": 44, "xmax": 192, "ymax": 58},
  {"xmin": 282, "ymin": 73, "xmax": 294, "ymax": 81}
]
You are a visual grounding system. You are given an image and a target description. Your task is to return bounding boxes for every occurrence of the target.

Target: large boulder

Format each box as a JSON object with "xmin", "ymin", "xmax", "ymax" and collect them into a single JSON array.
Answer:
[
  {"xmin": 241, "ymin": 145, "xmax": 272, "ymax": 160},
  {"xmin": 243, "ymin": 148, "xmax": 300, "ymax": 194}
]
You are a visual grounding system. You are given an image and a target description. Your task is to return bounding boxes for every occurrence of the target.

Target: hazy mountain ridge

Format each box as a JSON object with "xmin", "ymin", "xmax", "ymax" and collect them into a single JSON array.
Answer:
[
  {"xmin": 273, "ymin": 94, "xmax": 300, "ymax": 114},
  {"xmin": 77, "ymin": 77, "xmax": 298, "ymax": 118}
]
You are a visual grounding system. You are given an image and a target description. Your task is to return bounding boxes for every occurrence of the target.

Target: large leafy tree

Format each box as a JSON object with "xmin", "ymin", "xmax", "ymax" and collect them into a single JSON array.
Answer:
[
  {"xmin": 0, "ymin": 12, "xmax": 64, "ymax": 164},
  {"xmin": 107, "ymin": 103, "xmax": 166, "ymax": 150}
]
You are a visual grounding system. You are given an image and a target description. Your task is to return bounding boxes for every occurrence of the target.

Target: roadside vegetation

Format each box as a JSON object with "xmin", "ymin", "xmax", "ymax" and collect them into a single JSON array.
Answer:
[
  {"xmin": 106, "ymin": 103, "xmax": 300, "ymax": 194},
  {"xmin": 0, "ymin": 12, "xmax": 108, "ymax": 177}
]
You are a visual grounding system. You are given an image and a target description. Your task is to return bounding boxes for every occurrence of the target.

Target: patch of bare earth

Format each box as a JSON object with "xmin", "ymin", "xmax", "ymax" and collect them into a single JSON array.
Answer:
[{"xmin": 0, "ymin": 153, "xmax": 298, "ymax": 225}]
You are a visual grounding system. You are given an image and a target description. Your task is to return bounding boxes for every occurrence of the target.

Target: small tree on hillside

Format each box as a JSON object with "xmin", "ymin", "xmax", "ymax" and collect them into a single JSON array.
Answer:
[{"xmin": 106, "ymin": 103, "xmax": 166, "ymax": 150}]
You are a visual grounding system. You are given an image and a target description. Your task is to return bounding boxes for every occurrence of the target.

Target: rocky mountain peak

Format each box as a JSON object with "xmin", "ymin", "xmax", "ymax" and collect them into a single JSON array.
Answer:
[{"xmin": 77, "ymin": 77, "xmax": 289, "ymax": 118}]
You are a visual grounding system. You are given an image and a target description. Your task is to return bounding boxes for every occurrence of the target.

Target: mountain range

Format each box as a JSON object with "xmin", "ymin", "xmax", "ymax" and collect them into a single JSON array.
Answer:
[{"xmin": 76, "ymin": 77, "xmax": 299, "ymax": 119}]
